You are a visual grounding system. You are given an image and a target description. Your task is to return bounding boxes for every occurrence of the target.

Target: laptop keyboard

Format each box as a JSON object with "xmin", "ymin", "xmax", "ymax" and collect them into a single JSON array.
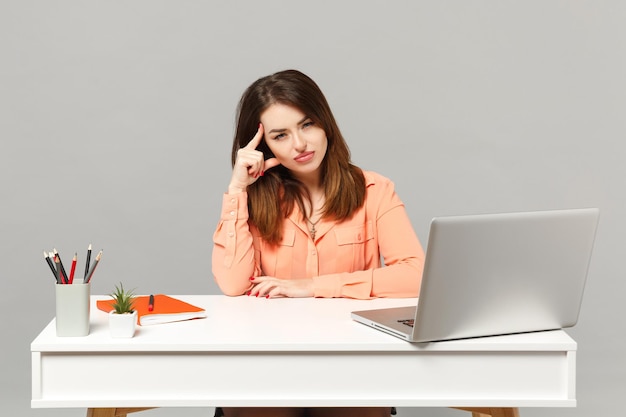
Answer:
[{"xmin": 398, "ymin": 319, "xmax": 414, "ymax": 328}]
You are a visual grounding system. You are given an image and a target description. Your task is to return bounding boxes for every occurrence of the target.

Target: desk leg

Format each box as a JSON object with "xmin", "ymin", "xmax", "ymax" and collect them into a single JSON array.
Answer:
[
  {"xmin": 453, "ymin": 407, "xmax": 520, "ymax": 417},
  {"xmin": 86, "ymin": 408, "xmax": 156, "ymax": 417}
]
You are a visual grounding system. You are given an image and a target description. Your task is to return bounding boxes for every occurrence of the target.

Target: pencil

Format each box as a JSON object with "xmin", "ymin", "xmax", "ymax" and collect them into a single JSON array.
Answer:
[
  {"xmin": 84, "ymin": 250, "xmax": 102, "ymax": 284},
  {"xmin": 54, "ymin": 255, "xmax": 62, "ymax": 284},
  {"xmin": 53, "ymin": 249, "xmax": 69, "ymax": 284},
  {"xmin": 69, "ymin": 253, "xmax": 77, "ymax": 284},
  {"xmin": 84, "ymin": 244, "xmax": 92, "ymax": 280},
  {"xmin": 44, "ymin": 251, "xmax": 58, "ymax": 282}
]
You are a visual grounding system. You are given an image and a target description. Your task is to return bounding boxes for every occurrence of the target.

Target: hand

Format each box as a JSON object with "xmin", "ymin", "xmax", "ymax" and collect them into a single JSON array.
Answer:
[
  {"xmin": 228, "ymin": 124, "xmax": 280, "ymax": 194},
  {"xmin": 248, "ymin": 276, "xmax": 314, "ymax": 298}
]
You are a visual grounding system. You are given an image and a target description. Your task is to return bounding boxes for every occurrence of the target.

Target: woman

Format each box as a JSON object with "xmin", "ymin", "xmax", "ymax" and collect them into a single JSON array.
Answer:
[{"xmin": 212, "ymin": 70, "xmax": 424, "ymax": 417}]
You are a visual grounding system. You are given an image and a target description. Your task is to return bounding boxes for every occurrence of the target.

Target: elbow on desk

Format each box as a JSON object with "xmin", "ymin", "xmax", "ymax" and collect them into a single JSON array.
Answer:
[{"xmin": 372, "ymin": 260, "xmax": 423, "ymax": 298}]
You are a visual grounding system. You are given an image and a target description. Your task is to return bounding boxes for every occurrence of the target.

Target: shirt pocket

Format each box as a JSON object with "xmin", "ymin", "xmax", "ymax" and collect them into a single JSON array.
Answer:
[
  {"xmin": 333, "ymin": 221, "xmax": 374, "ymax": 272},
  {"xmin": 259, "ymin": 229, "xmax": 296, "ymax": 277}
]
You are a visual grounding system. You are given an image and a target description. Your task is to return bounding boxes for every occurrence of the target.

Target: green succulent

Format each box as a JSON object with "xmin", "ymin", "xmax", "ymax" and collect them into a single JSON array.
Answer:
[{"xmin": 108, "ymin": 282, "xmax": 136, "ymax": 314}]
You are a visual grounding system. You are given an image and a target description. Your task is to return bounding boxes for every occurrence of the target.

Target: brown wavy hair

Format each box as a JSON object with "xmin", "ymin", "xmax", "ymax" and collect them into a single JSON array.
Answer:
[{"xmin": 232, "ymin": 69, "xmax": 365, "ymax": 244}]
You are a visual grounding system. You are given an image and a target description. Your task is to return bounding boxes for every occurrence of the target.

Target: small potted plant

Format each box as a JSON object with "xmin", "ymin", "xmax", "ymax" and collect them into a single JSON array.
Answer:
[{"xmin": 107, "ymin": 282, "xmax": 137, "ymax": 338}]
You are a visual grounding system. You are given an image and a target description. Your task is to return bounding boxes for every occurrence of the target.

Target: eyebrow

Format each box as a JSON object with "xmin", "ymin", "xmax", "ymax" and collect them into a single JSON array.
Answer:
[{"xmin": 268, "ymin": 116, "xmax": 311, "ymax": 134}]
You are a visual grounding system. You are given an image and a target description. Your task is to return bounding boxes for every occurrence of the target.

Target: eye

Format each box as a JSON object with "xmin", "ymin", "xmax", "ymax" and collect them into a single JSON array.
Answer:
[
  {"xmin": 272, "ymin": 132, "xmax": 287, "ymax": 141},
  {"xmin": 302, "ymin": 120, "xmax": 315, "ymax": 128}
]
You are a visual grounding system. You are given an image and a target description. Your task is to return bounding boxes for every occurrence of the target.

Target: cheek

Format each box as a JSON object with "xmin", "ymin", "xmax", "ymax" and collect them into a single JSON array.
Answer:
[{"xmin": 318, "ymin": 136, "xmax": 329, "ymax": 156}]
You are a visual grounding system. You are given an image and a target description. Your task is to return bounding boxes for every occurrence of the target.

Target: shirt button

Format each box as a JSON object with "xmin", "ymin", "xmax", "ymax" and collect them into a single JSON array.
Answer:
[
  {"xmin": 230, "ymin": 198, "xmax": 236, "ymax": 204},
  {"xmin": 228, "ymin": 232, "xmax": 234, "ymax": 237},
  {"xmin": 229, "ymin": 210, "xmax": 235, "ymax": 216},
  {"xmin": 358, "ymin": 234, "xmax": 362, "ymax": 241},
  {"xmin": 311, "ymin": 250, "xmax": 317, "ymax": 256}
]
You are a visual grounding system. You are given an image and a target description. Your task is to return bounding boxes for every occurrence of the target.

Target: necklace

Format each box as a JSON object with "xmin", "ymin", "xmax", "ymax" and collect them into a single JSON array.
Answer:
[
  {"xmin": 307, "ymin": 217, "xmax": 322, "ymax": 240},
  {"xmin": 306, "ymin": 193, "xmax": 325, "ymax": 240}
]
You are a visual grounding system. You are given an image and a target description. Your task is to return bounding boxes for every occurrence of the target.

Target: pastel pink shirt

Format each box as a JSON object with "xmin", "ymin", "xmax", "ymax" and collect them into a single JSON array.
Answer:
[{"xmin": 212, "ymin": 171, "xmax": 424, "ymax": 299}]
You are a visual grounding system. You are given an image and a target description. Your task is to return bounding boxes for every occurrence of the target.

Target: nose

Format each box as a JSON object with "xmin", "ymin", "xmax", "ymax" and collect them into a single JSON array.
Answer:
[{"xmin": 293, "ymin": 133, "xmax": 306, "ymax": 152}]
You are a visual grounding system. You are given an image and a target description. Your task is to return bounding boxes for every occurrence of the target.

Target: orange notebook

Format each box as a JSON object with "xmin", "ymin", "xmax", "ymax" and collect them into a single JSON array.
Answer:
[{"xmin": 97, "ymin": 294, "xmax": 206, "ymax": 326}]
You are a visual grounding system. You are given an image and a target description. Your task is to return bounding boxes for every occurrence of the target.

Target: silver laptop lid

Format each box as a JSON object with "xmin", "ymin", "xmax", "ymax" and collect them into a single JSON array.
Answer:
[{"xmin": 411, "ymin": 208, "xmax": 599, "ymax": 342}]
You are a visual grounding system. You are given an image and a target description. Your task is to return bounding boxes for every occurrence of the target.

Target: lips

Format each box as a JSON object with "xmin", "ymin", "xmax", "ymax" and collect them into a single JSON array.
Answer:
[{"xmin": 294, "ymin": 151, "xmax": 314, "ymax": 163}]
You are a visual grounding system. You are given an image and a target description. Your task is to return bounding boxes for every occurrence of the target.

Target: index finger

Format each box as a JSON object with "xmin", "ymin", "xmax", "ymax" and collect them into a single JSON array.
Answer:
[{"xmin": 244, "ymin": 123, "xmax": 264, "ymax": 150}]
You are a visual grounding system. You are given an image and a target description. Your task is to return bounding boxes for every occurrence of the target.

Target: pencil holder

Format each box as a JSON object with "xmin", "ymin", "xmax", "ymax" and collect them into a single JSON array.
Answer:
[{"xmin": 55, "ymin": 283, "xmax": 90, "ymax": 337}]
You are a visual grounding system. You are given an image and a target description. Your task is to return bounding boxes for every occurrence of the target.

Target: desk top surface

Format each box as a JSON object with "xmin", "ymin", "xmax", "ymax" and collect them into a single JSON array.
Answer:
[{"xmin": 31, "ymin": 295, "xmax": 576, "ymax": 353}]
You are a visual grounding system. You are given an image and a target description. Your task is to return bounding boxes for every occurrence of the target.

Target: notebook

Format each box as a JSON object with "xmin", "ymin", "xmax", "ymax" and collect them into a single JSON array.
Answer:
[
  {"xmin": 351, "ymin": 208, "xmax": 599, "ymax": 342},
  {"xmin": 97, "ymin": 294, "xmax": 206, "ymax": 326}
]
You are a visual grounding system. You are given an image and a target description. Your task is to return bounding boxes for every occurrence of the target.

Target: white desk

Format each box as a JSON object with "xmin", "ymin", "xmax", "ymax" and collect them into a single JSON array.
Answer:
[{"xmin": 31, "ymin": 296, "xmax": 576, "ymax": 417}]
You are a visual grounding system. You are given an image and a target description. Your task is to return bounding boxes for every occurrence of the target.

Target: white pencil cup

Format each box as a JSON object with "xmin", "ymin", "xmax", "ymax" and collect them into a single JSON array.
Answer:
[{"xmin": 55, "ymin": 283, "xmax": 91, "ymax": 337}]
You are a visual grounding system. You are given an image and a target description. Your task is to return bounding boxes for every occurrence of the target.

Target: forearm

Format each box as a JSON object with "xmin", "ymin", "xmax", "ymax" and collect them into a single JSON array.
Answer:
[{"xmin": 312, "ymin": 258, "xmax": 422, "ymax": 299}]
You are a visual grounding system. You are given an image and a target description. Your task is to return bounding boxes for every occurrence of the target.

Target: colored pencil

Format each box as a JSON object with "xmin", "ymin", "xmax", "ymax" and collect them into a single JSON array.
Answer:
[
  {"xmin": 69, "ymin": 253, "xmax": 77, "ymax": 284},
  {"xmin": 84, "ymin": 244, "xmax": 92, "ymax": 280},
  {"xmin": 44, "ymin": 251, "xmax": 58, "ymax": 282},
  {"xmin": 85, "ymin": 250, "xmax": 102, "ymax": 283},
  {"xmin": 54, "ymin": 255, "xmax": 62, "ymax": 284},
  {"xmin": 53, "ymin": 248, "xmax": 68, "ymax": 284}
]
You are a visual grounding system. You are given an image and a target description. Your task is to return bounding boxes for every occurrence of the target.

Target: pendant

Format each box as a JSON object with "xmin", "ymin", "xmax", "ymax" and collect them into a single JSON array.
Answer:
[{"xmin": 310, "ymin": 224, "xmax": 317, "ymax": 241}]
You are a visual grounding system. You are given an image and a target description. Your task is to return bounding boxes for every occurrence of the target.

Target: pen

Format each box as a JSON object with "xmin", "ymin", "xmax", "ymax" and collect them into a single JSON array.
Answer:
[
  {"xmin": 44, "ymin": 251, "xmax": 58, "ymax": 282},
  {"xmin": 84, "ymin": 244, "xmax": 92, "ymax": 280},
  {"xmin": 148, "ymin": 294, "xmax": 154, "ymax": 312},
  {"xmin": 69, "ymin": 253, "xmax": 77, "ymax": 284},
  {"xmin": 84, "ymin": 250, "xmax": 102, "ymax": 284}
]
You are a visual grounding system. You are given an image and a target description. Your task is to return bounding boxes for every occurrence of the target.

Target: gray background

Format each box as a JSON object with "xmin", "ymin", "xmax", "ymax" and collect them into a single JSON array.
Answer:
[{"xmin": 1, "ymin": 1, "xmax": 624, "ymax": 417}]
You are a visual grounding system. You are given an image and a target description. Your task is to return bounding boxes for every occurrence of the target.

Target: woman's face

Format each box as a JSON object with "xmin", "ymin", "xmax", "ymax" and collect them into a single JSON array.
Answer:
[{"xmin": 260, "ymin": 103, "xmax": 328, "ymax": 182}]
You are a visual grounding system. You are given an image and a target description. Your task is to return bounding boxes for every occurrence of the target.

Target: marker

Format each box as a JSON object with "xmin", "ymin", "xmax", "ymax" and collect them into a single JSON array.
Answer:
[{"xmin": 148, "ymin": 294, "xmax": 154, "ymax": 312}]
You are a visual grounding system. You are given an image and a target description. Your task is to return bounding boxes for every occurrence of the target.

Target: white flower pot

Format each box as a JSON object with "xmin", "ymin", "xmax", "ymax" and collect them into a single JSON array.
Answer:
[{"xmin": 108, "ymin": 310, "xmax": 137, "ymax": 338}]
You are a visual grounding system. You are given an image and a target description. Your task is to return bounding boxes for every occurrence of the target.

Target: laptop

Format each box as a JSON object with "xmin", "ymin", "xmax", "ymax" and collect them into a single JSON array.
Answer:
[{"xmin": 351, "ymin": 208, "xmax": 599, "ymax": 342}]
